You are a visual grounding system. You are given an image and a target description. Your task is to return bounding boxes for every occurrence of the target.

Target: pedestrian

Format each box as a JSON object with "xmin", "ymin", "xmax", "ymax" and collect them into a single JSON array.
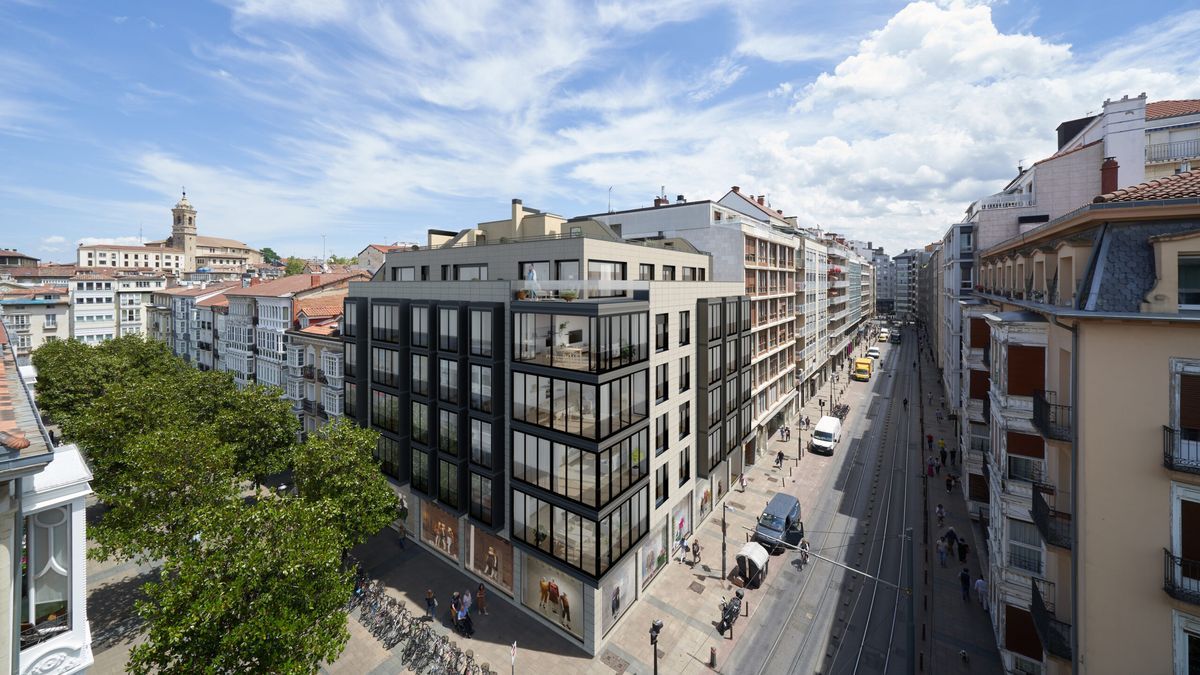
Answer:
[
  {"xmin": 775, "ymin": 450, "xmax": 785, "ymax": 468},
  {"xmin": 678, "ymin": 535, "xmax": 689, "ymax": 564},
  {"xmin": 935, "ymin": 503, "xmax": 945, "ymax": 527},
  {"xmin": 945, "ymin": 473, "xmax": 954, "ymax": 494},
  {"xmin": 476, "ymin": 583, "xmax": 488, "ymax": 616},
  {"xmin": 458, "ymin": 602, "xmax": 475, "ymax": 636},
  {"xmin": 692, "ymin": 538, "xmax": 701, "ymax": 566},
  {"xmin": 799, "ymin": 538, "xmax": 810, "ymax": 567},
  {"xmin": 944, "ymin": 527, "xmax": 959, "ymax": 548},
  {"xmin": 926, "ymin": 456, "xmax": 935, "ymax": 478},
  {"xmin": 425, "ymin": 588, "xmax": 437, "ymax": 619},
  {"xmin": 928, "ymin": 392, "xmax": 933, "ymax": 405},
  {"xmin": 936, "ymin": 537, "xmax": 948, "ymax": 567},
  {"xmin": 926, "ymin": 433, "xmax": 933, "ymax": 451},
  {"xmin": 974, "ymin": 575, "xmax": 989, "ymax": 612},
  {"xmin": 935, "ymin": 456, "xmax": 942, "ymax": 475},
  {"xmin": 739, "ymin": 472, "xmax": 748, "ymax": 493},
  {"xmin": 959, "ymin": 568, "xmax": 971, "ymax": 601},
  {"xmin": 950, "ymin": 447, "xmax": 957, "ymax": 466},
  {"xmin": 450, "ymin": 592, "xmax": 462, "ymax": 632},
  {"xmin": 940, "ymin": 447, "xmax": 948, "ymax": 467},
  {"xmin": 958, "ymin": 539, "xmax": 970, "ymax": 563},
  {"xmin": 903, "ymin": 397, "xmax": 909, "ymax": 411},
  {"xmin": 936, "ymin": 409, "xmax": 944, "ymax": 423},
  {"xmin": 805, "ymin": 416, "xmax": 811, "ymax": 430}
]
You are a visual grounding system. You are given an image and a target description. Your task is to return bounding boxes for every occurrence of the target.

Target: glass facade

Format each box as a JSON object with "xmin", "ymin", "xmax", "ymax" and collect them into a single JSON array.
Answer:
[
  {"xmin": 513, "ymin": 311, "xmax": 648, "ymax": 373},
  {"xmin": 511, "ymin": 371, "xmax": 647, "ymax": 441},
  {"xmin": 512, "ymin": 428, "xmax": 648, "ymax": 509},
  {"xmin": 512, "ymin": 486, "xmax": 647, "ymax": 576}
]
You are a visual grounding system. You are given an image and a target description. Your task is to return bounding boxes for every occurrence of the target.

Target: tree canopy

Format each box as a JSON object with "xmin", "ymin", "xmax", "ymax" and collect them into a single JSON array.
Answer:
[
  {"xmin": 283, "ymin": 258, "xmax": 305, "ymax": 276},
  {"xmin": 32, "ymin": 336, "xmax": 397, "ymax": 672},
  {"xmin": 259, "ymin": 246, "xmax": 281, "ymax": 264}
]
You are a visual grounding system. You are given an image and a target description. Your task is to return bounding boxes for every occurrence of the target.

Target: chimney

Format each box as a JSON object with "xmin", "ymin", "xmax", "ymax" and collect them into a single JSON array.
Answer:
[
  {"xmin": 776, "ymin": 209, "xmax": 783, "ymax": 215},
  {"xmin": 310, "ymin": 274, "xmax": 321, "ymax": 288},
  {"xmin": 757, "ymin": 195, "xmax": 765, "ymax": 205},
  {"xmin": 676, "ymin": 194, "xmax": 685, "ymax": 203},
  {"xmin": 511, "ymin": 198, "xmax": 525, "ymax": 234},
  {"xmin": 1100, "ymin": 157, "xmax": 1119, "ymax": 195},
  {"xmin": 731, "ymin": 186, "xmax": 740, "ymax": 193}
]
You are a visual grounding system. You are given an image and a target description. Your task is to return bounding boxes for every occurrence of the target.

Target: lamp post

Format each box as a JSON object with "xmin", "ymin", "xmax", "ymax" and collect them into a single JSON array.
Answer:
[{"xmin": 649, "ymin": 619, "xmax": 663, "ymax": 675}]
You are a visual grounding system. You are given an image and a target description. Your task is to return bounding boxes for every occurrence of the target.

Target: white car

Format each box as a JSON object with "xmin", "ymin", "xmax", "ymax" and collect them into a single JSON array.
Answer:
[{"xmin": 867, "ymin": 347, "xmax": 881, "ymax": 359}]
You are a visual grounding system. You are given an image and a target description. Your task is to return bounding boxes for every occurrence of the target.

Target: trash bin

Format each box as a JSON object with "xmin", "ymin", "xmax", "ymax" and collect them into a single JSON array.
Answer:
[{"xmin": 736, "ymin": 542, "xmax": 770, "ymax": 589}]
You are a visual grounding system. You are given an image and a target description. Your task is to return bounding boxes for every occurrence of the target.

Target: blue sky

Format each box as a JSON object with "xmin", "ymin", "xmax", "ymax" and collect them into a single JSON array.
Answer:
[{"xmin": 1, "ymin": 0, "xmax": 1197, "ymax": 261}]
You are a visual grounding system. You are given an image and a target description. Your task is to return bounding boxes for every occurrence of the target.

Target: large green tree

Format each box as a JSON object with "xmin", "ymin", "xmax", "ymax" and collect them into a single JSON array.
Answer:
[
  {"xmin": 259, "ymin": 246, "xmax": 281, "ymax": 264},
  {"xmin": 127, "ymin": 497, "xmax": 352, "ymax": 674},
  {"xmin": 215, "ymin": 383, "xmax": 299, "ymax": 484},
  {"xmin": 283, "ymin": 258, "xmax": 305, "ymax": 276},
  {"xmin": 292, "ymin": 418, "xmax": 397, "ymax": 550}
]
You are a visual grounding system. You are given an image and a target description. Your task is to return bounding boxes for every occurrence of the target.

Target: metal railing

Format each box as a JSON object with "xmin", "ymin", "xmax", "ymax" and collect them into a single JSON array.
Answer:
[
  {"xmin": 979, "ymin": 192, "xmax": 1035, "ymax": 210},
  {"xmin": 1164, "ymin": 548, "xmax": 1200, "ymax": 605},
  {"xmin": 1033, "ymin": 390, "xmax": 1072, "ymax": 441},
  {"xmin": 302, "ymin": 364, "xmax": 316, "ymax": 380},
  {"xmin": 1164, "ymin": 426, "xmax": 1200, "ymax": 474},
  {"xmin": 1031, "ymin": 578, "xmax": 1072, "ymax": 660},
  {"xmin": 1146, "ymin": 138, "xmax": 1200, "ymax": 163},
  {"xmin": 1032, "ymin": 485, "xmax": 1072, "ymax": 549}
]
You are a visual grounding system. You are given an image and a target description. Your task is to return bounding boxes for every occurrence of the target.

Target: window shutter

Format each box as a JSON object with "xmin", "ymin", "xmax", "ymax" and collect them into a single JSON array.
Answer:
[
  {"xmin": 1007, "ymin": 345, "xmax": 1045, "ymax": 396},
  {"xmin": 1181, "ymin": 374, "xmax": 1200, "ymax": 431},
  {"xmin": 1007, "ymin": 431, "xmax": 1044, "ymax": 459},
  {"xmin": 969, "ymin": 369, "xmax": 990, "ymax": 400},
  {"xmin": 970, "ymin": 318, "xmax": 990, "ymax": 349},
  {"xmin": 1004, "ymin": 604, "xmax": 1043, "ymax": 661}
]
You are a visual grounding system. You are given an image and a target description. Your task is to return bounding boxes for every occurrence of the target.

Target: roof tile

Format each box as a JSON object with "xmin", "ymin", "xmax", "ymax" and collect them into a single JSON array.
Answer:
[
  {"xmin": 1093, "ymin": 170, "xmax": 1200, "ymax": 203},
  {"xmin": 1147, "ymin": 99, "xmax": 1200, "ymax": 121}
]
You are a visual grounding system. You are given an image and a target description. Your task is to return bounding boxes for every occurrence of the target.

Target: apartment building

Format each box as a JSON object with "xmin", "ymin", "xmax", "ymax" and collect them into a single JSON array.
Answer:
[
  {"xmin": 0, "ymin": 324, "xmax": 94, "ymax": 675},
  {"xmin": 115, "ymin": 274, "xmax": 165, "ymax": 337},
  {"xmin": 586, "ymin": 188, "xmax": 802, "ymax": 452},
  {"xmin": 221, "ymin": 273, "xmax": 367, "ymax": 389},
  {"xmin": 76, "ymin": 193, "xmax": 263, "ymax": 276},
  {"xmin": 68, "ymin": 273, "xmax": 116, "ymax": 345},
  {"xmin": 1143, "ymin": 99, "xmax": 1200, "ymax": 181},
  {"xmin": 4, "ymin": 266, "xmax": 78, "ymax": 290},
  {"xmin": 284, "ymin": 294, "xmax": 347, "ymax": 434},
  {"xmin": 164, "ymin": 282, "xmax": 240, "ymax": 363},
  {"xmin": 195, "ymin": 293, "xmax": 228, "ymax": 372},
  {"xmin": 0, "ymin": 250, "xmax": 39, "ymax": 269},
  {"xmin": 795, "ymin": 235, "xmax": 831, "ymax": 403},
  {"xmin": 345, "ymin": 201, "xmax": 750, "ymax": 654},
  {"xmin": 0, "ymin": 287, "xmax": 67, "ymax": 365},
  {"xmin": 968, "ymin": 170, "xmax": 1200, "ymax": 674},
  {"xmin": 895, "ymin": 249, "xmax": 922, "ymax": 322}
]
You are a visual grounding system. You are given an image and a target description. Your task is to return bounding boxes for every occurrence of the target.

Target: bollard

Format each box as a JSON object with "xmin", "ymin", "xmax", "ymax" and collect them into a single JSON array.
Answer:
[{"xmin": 709, "ymin": 647, "xmax": 717, "ymax": 668}]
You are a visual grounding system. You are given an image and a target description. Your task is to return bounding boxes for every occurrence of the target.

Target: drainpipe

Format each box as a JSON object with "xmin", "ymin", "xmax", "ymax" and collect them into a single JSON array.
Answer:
[{"xmin": 1052, "ymin": 314, "xmax": 1080, "ymax": 674}]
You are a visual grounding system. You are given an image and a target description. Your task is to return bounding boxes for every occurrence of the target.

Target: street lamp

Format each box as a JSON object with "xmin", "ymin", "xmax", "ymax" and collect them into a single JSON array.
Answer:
[{"xmin": 649, "ymin": 619, "xmax": 663, "ymax": 675}]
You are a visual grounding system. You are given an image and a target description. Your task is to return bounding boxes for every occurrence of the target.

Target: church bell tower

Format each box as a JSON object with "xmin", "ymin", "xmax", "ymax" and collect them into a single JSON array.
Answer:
[{"xmin": 171, "ymin": 190, "xmax": 197, "ymax": 272}]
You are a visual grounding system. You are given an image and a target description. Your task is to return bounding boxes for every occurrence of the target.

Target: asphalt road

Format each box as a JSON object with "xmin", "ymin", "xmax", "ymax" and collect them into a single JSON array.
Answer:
[{"xmin": 728, "ymin": 329, "xmax": 919, "ymax": 675}]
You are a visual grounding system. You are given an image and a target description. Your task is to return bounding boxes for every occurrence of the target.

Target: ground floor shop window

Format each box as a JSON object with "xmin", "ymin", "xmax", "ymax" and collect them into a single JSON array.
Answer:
[
  {"xmin": 421, "ymin": 501, "xmax": 460, "ymax": 561},
  {"xmin": 640, "ymin": 523, "xmax": 669, "ymax": 590},
  {"xmin": 521, "ymin": 553, "xmax": 584, "ymax": 638},
  {"xmin": 469, "ymin": 527, "xmax": 513, "ymax": 594},
  {"xmin": 601, "ymin": 557, "xmax": 637, "ymax": 635}
]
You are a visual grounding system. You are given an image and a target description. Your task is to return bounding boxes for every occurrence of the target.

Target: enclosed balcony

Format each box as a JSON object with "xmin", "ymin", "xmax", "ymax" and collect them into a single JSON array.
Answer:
[
  {"xmin": 1031, "ymin": 578, "xmax": 1073, "ymax": 661},
  {"xmin": 1164, "ymin": 548, "xmax": 1200, "ymax": 605},
  {"xmin": 1164, "ymin": 426, "xmax": 1200, "ymax": 474},
  {"xmin": 1032, "ymin": 485, "xmax": 1072, "ymax": 549},
  {"xmin": 1033, "ymin": 390, "xmax": 1072, "ymax": 441}
]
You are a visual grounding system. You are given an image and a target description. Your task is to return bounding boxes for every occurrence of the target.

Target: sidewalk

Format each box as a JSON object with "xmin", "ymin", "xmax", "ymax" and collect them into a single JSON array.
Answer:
[
  {"xmin": 331, "ymin": 381, "xmax": 864, "ymax": 674},
  {"xmin": 913, "ymin": 329, "xmax": 1003, "ymax": 673}
]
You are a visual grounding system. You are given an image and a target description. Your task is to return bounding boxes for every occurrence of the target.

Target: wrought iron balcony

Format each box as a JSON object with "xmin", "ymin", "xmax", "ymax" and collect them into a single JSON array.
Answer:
[
  {"xmin": 1031, "ymin": 578, "xmax": 1072, "ymax": 661},
  {"xmin": 1164, "ymin": 548, "xmax": 1200, "ymax": 605},
  {"xmin": 1033, "ymin": 390, "xmax": 1072, "ymax": 441},
  {"xmin": 1164, "ymin": 426, "xmax": 1200, "ymax": 474},
  {"xmin": 302, "ymin": 364, "xmax": 315, "ymax": 380},
  {"xmin": 302, "ymin": 399, "xmax": 317, "ymax": 413},
  {"xmin": 1031, "ymin": 485, "xmax": 1072, "ymax": 549}
]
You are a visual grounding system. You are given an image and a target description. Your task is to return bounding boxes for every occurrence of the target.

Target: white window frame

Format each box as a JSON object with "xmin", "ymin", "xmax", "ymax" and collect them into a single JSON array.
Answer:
[
  {"xmin": 1174, "ymin": 610, "xmax": 1200, "ymax": 674},
  {"xmin": 1007, "ymin": 517, "xmax": 1043, "ymax": 575}
]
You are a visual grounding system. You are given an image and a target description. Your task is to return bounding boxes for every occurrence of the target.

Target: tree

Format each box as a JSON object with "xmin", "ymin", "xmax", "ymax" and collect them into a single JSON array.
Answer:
[
  {"xmin": 284, "ymin": 258, "xmax": 305, "ymax": 276},
  {"xmin": 326, "ymin": 253, "xmax": 354, "ymax": 266},
  {"xmin": 89, "ymin": 424, "xmax": 240, "ymax": 564},
  {"xmin": 259, "ymin": 246, "xmax": 281, "ymax": 264},
  {"xmin": 127, "ymin": 497, "xmax": 352, "ymax": 675},
  {"xmin": 215, "ymin": 383, "xmax": 299, "ymax": 484},
  {"xmin": 292, "ymin": 418, "xmax": 398, "ymax": 550}
]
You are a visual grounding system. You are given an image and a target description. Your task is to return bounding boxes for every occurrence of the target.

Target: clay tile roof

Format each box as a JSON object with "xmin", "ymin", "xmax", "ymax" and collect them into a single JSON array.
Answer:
[
  {"xmin": 1093, "ymin": 170, "xmax": 1200, "ymax": 203},
  {"xmin": 0, "ymin": 285, "xmax": 64, "ymax": 297},
  {"xmin": 1146, "ymin": 99, "xmax": 1200, "ymax": 121},
  {"xmin": 0, "ymin": 250, "xmax": 37, "ymax": 260},
  {"xmin": 195, "ymin": 294, "xmax": 230, "ymax": 308},
  {"xmin": 0, "ymin": 323, "xmax": 39, "ymax": 452},
  {"xmin": 296, "ymin": 317, "xmax": 342, "ymax": 336},
  {"xmin": 171, "ymin": 281, "xmax": 240, "ymax": 297},
  {"xmin": 295, "ymin": 294, "xmax": 346, "ymax": 319},
  {"xmin": 223, "ymin": 272, "xmax": 368, "ymax": 297}
]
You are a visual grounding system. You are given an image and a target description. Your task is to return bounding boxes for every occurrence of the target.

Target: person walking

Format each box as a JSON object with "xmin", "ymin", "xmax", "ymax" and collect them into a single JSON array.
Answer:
[
  {"xmin": 926, "ymin": 434, "xmax": 934, "ymax": 452},
  {"xmin": 692, "ymin": 538, "xmax": 701, "ymax": 566},
  {"xmin": 739, "ymin": 472, "xmax": 748, "ymax": 493},
  {"xmin": 775, "ymin": 450, "xmax": 785, "ymax": 469},
  {"xmin": 926, "ymin": 456, "xmax": 935, "ymax": 478},
  {"xmin": 799, "ymin": 538, "xmax": 810, "ymax": 567},
  {"xmin": 678, "ymin": 535, "xmax": 689, "ymax": 564},
  {"xmin": 959, "ymin": 568, "xmax": 971, "ymax": 601},
  {"xmin": 975, "ymin": 575, "xmax": 990, "ymax": 612},
  {"xmin": 944, "ymin": 527, "xmax": 959, "ymax": 548},
  {"xmin": 958, "ymin": 539, "xmax": 970, "ymax": 563},
  {"xmin": 935, "ymin": 456, "xmax": 942, "ymax": 476},
  {"xmin": 936, "ymin": 537, "xmax": 948, "ymax": 567},
  {"xmin": 903, "ymin": 397, "xmax": 909, "ymax": 411},
  {"xmin": 945, "ymin": 473, "xmax": 954, "ymax": 494},
  {"xmin": 935, "ymin": 503, "xmax": 945, "ymax": 527},
  {"xmin": 940, "ymin": 446, "xmax": 948, "ymax": 468},
  {"xmin": 937, "ymin": 438, "xmax": 946, "ymax": 455},
  {"xmin": 425, "ymin": 589, "xmax": 438, "ymax": 620},
  {"xmin": 476, "ymin": 583, "xmax": 488, "ymax": 616},
  {"xmin": 949, "ymin": 446, "xmax": 957, "ymax": 466}
]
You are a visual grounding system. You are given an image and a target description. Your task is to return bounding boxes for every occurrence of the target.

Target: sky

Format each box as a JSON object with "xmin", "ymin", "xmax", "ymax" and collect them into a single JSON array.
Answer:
[{"xmin": 2, "ymin": 0, "xmax": 1198, "ymax": 261}]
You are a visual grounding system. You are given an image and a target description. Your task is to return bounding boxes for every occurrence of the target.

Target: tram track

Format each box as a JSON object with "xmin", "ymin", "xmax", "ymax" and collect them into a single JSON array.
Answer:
[{"xmin": 747, "ymin": 333, "xmax": 913, "ymax": 675}]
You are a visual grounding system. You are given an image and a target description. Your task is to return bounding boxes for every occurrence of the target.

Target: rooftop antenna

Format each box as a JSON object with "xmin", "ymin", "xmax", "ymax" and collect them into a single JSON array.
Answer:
[
  {"xmin": 660, "ymin": 185, "xmax": 666, "ymax": 200},
  {"xmin": 608, "ymin": 186, "xmax": 613, "ymax": 213}
]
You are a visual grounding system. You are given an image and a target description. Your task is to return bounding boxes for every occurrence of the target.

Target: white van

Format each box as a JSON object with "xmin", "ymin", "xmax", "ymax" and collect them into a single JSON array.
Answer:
[{"xmin": 809, "ymin": 416, "xmax": 842, "ymax": 455}]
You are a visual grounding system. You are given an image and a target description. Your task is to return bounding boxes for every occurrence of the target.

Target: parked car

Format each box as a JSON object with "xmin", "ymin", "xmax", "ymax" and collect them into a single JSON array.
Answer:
[
  {"xmin": 809, "ymin": 416, "xmax": 842, "ymax": 455},
  {"xmin": 753, "ymin": 493, "xmax": 804, "ymax": 552},
  {"xmin": 867, "ymin": 347, "xmax": 881, "ymax": 359}
]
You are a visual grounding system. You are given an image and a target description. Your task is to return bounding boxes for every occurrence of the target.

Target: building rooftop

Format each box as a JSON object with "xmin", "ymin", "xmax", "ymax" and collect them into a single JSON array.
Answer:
[
  {"xmin": 223, "ymin": 272, "xmax": 368, "ymax": 298},
  {"xmin": 295, "ymin": 293, "xmax": 346, "ymax": 319},
  {"xmin": 0, "ymin": 323, "xmax": 52, "ymax": 461},
  {"xmin": 195, "ymin": 294, "xmax": 230, "ymax": 308},
  {"xmin": 168, "ymin": 281, "xmax": 240, "ymax": 298},
  {"xmin": 0, "ymin": 285, "xmax": 66, "ymax": 298},
  {"xmin": 291, "ymin": 316, "xmax": 342, "ymax": 337},
  {"xmin": 1146, "ymin": 99, "xmax": 1200, "ymax": 121},
  {"xmin": 8, "ymin": 265, "xmax": 79, "ymax": 278},
  {"xmin": 0, "ymin": 250, "xmax": 38, "ymax": 260},
  {"xmin": 1094, "ymin": 170, "xmax": 1200, "ymax": 203}
]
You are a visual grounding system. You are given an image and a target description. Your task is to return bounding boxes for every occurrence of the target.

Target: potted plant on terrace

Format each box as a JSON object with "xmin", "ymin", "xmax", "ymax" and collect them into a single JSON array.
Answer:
[{"xmin": 561, "ymin": 289, "xmax": 578, "ymax": 301}]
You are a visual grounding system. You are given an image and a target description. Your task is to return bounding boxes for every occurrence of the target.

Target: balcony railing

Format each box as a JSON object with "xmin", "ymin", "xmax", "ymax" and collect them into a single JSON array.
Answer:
[
  {"xmin": 1146, "ymin": 138, "xmax": 1200, "ymax": 163},
  {"xmin": 978, "ymin": 192, "xmax": 1035, "ymax": 210},
  {"xmin": 1031, "ymin": 578, "xmax": 1072, "ymax": 661},
  {"xmin": 302, "ymin": 399, "xmax": 317, "ymax": 414},
  {"xmin": 1033, "ymin": 390, "xmax": 1072, "ymax": 441},
  {"xmin": 1031, "ymin": 485, "xmax": 1072, "ymax": 549},
  {"xmin": 302, "ymin": 364, "xmax": 315, "ymax": 381},
  {"xmin": 1164, "ymin": 426, "xmax": 1200, "ymax": 474},
  {"xmin": 1165, "ymin": 548, "xmax": 1200, "ymax": 605}
]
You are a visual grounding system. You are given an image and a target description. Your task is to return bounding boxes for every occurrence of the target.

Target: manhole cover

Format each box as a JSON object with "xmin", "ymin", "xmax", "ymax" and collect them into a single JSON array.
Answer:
[
  {"xmin": 689, "ymin": 581, "xmax": 705, "ymax": 594},
  {"xmin": 600, "ymin": 650, "xmax": 629, "ymax": 673}
]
